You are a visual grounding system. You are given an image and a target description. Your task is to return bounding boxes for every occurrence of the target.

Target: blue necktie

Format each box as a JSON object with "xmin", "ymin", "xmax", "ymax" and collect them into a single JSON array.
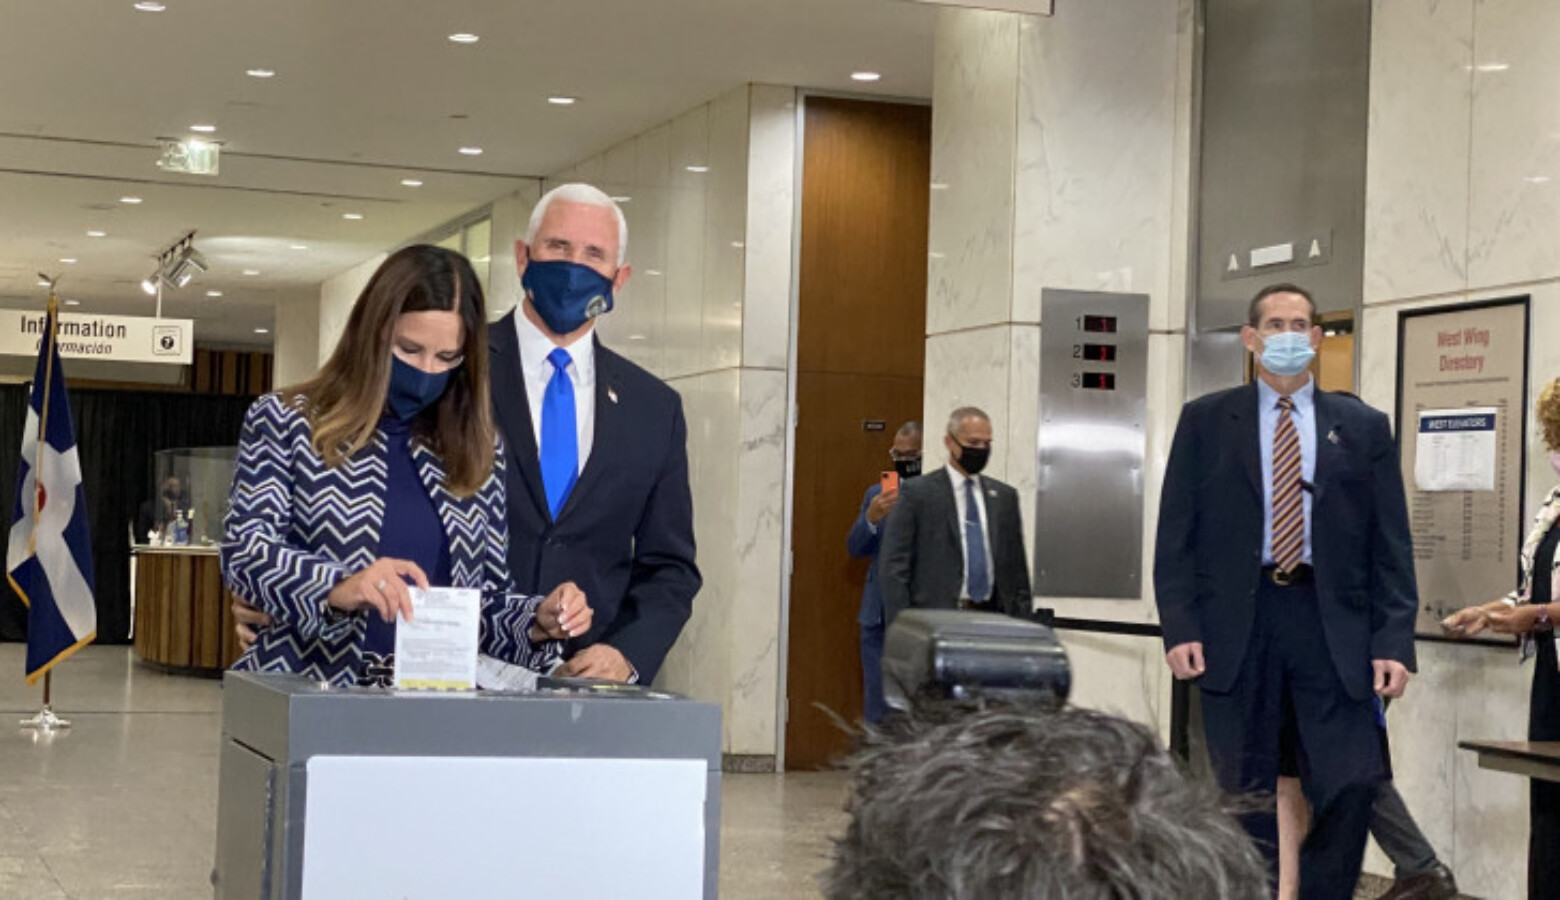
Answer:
[
  {"xmin": 540, "ymin": 348, "xmax": 578, "ymax": 519},
  {"xmin": 964, "ymin": 478, "xmax": 990, "ymax": 603}
]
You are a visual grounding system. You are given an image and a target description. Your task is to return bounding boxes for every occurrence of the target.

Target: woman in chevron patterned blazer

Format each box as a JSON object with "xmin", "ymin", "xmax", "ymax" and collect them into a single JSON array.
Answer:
[{"xmin": 221, "ymin": 245, "xmax": 591, "ymax": 687}]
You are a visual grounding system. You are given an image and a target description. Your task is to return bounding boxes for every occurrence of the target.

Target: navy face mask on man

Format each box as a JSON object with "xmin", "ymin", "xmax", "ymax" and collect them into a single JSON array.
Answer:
[
  {"xmin": 387, "ymin": 354, "xmax": 454, "ymax": 420},
  {"xmin": 522, "ymin": 258, "xmax": 616, "ymax": 335}
]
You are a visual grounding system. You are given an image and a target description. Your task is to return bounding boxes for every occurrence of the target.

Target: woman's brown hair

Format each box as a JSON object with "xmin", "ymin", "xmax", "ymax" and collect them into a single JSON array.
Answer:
[
  {"xmin": 1539, "ymin": 377, "xmax": 1560, "ymax": 454},
  {"xmin": 284, "ymin": 244, "xmax": 494, "ymax": 497}
]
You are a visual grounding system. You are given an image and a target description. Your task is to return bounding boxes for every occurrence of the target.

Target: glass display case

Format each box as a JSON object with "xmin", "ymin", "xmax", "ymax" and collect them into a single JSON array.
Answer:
[{"xmin": 142, "ymin": 446, "xmax": 237, "ymax": 546}]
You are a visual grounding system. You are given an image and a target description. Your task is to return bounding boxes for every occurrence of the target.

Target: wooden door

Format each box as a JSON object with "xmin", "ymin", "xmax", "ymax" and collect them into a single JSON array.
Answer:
[{"xmin": 786, "ymin": 97, "xmax": 930, "ymax": 769}]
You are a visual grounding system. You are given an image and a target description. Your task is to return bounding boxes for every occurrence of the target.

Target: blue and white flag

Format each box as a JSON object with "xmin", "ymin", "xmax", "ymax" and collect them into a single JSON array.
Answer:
[{"xmin": 6, "ymin": 300, "xmax": 96, "ymax": 683}]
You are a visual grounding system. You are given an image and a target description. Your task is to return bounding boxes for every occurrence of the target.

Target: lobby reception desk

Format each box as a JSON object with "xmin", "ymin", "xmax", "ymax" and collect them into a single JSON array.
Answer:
[
  {"xmin": 132, "ymin": 545, "xmax": 242, "ymax": 672},
  {"xmin": 214, "ymin": 672, "xmax": 723, "ymax": 899}
]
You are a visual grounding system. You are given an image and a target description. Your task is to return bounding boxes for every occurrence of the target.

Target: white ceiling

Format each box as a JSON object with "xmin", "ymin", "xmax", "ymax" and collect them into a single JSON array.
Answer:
[{"xmin": 0, "ymin": 0, "xmax": 937, "ymax": 348}]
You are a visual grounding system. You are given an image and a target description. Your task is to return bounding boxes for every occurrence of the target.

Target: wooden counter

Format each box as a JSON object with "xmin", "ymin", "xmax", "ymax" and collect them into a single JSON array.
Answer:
[{"xmin": 132, "ymin": 545, "xmax": 242, "ymax": 672}]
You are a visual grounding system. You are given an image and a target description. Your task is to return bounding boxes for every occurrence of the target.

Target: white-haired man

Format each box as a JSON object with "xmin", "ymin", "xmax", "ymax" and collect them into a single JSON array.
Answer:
[{"xmin": 490, "ymin": 183, "xmax": 700, "ymax": 683}]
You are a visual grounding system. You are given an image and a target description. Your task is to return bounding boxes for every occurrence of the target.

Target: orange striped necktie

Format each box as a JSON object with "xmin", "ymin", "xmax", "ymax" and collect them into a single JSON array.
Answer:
[{"xmin": 1271, "ymin": 395, "xmax": 1304, "ymax": 572}]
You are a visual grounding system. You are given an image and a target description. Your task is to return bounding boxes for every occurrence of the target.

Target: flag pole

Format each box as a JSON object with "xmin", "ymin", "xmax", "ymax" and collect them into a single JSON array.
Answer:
[{"xmin": 19, "ymin": 283, "xmax": 70, "ymax": 731}]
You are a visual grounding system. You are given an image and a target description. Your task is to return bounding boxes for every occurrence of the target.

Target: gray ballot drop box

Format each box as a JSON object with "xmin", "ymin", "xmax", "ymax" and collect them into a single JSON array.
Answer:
[{"xmin": 214, "ymin": 671, "xmax": 723, "ymax": 899}]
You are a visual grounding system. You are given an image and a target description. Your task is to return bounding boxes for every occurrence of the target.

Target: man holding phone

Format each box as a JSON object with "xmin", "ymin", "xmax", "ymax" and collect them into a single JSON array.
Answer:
[{"xmin": 846, "ymin": 420, "xmax": 921, "ymax": 723}]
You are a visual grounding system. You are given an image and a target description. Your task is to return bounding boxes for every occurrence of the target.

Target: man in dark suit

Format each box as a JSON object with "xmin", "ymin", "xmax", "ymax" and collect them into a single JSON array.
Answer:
[
  {"xmin": 489, "ymin": 183, "xmax": 701, "ymax": 684},
  {"xmin": 1154, "ymin": 283, "xmax": 1418, "ymax": 899},
  {"xmin": 846, "ymin": 421, "xmax": 922, "ymax": 723},
  {"xmin": 879, "ymin": 407, "xmax": 1031, "ymax": 625}
]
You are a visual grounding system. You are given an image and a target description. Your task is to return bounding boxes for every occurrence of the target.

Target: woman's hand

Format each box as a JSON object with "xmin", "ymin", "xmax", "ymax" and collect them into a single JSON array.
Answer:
[
  {"xmin": 530, "ymin": 581, "xmax": 592, "ymax": 641},
  {"xmin": 1486, "ymin": 603, "xmax": 1548, "ymax": 636},
  {"xmin": 326, "ymin": 558, "xmax": 429, "ymax": 623},
  {"xmin": 1441, "ymin": 605, "xmax": 1492, "ymax": 638}
]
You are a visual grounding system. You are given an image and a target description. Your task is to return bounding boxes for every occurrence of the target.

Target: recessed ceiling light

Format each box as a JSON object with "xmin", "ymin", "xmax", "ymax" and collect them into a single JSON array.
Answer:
[
  {"xmin": 289, "ymin": 244, "xmax": 308, "ymax": 251},
  {"xmin": 547, "ymin": 96, "xmax": 577, "ymax": 105},
  {"xmin": 242, "ymin": 269, "xmax": 260, "ymax": 276},
  {"xmin": 400, "ymin": 179, "xmax": 423, "ymax": 187},
  {"xmin": 64, "ymin": 299, "xmax": 81, "ymax": 307},
  {"xmin": 645, "ymin": 269, "xmax": 663, "ymax": 276},
  {"xmin": 342, "ymin": 212, "xmax": 365, "ymax": 220},
  {"xmin": 628, "ymin": 334, "xmax": 646, "ymax": 341},
  {"xmin": 36, "ymin": 279, "xmax": 49, "ymax": 287},
  {"xmin": 86, "ymin": 230, "xmax": 107, "ymax": 238},
  {"xmin": 1525, "ymin": 175, "xmax": 1551, "ymax": 184},
  {"xmin": 449, "ymin": 33, "xmax": 479, "ymax": 44},
  {"xmin": 119, "ymin": 196, "xmax": 143, "ymax": 204},
  {"xmin": 206, "ymin": 290, "xmax": 223, "ymax": 297},
  {"xmin": 609, "ymin": 196, "xmax": 631, "ymax": 203},
  {"xmin": 189, "ymin": 124, "xmax": 216, "ymax": 133},
  {"xmin": 685, "ymin": 165, "xmax": 709, "ymax": 173},
  {"xmin": 930, "ymin": 182, "xmax": 950, "ymax": 191},
  {"xmin": 246, "ymin": 68, "xmax": 276, "ymax": 79},
  {"xmin": 1475, "ymin": 62, "xmax": 1510, "ymax": 73},
  {"xmin": 254, "ymin": 328, "xmax": 270, "ymax": 334},
  {"xmin": 59, "ymin": 258, "xmax": 77, "ymax": 264},
  {"xmin": 851, "ymin": 71, "xmax": 882, "ymax": 82},
  {"xmin": 133, "ymin": 2, "xmax": 165, "ymax": 11},
  {"xmin": 458, "ymin": 146, "xmax": 483, "ymax": 156}
]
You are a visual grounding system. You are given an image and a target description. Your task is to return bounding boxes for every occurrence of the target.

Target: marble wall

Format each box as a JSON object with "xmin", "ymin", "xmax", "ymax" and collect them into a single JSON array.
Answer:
[
  {"xmin": 314, "ymin": 252, "xmax": 386, "ymax": 365},
  {"xmin": 270, "ymin": 292, "xmax": 321, "ymax": 388},
  {"xmin": 1357, "ymin": 0, "xmax": 1560, "ymax": 885},
  {"xmin": 925, "ymin": 1, "xmax": 1192, "ymax": 737},
  {"xmin": 542, "ymin": 84, "xmax": 796, "ymax": 758}
]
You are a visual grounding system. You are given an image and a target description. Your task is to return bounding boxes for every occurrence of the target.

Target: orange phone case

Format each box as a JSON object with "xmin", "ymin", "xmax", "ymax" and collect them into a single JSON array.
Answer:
[{"xmin": 880, "ymin": 471, "xmax": 899, "ymax": 493}]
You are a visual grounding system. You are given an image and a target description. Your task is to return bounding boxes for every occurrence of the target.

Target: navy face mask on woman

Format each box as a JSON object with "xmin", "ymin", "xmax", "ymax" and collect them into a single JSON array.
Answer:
[
  {"xmin": 522, "ymin": 258, "xmax": 615, "ymax": 335},
  {"xmin": 386, "ymin": 354, "xmax": 454, "ymax": 420}
]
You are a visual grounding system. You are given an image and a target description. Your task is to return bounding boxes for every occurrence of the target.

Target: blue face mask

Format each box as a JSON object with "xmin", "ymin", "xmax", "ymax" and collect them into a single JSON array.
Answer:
[
  {"xmin": 386, "ymin": 354, "xmax": 454, "ymax": 421},
  {"xmin": 1257, "ymin": 331, "xmax": 1316, "ymax": 377},
  {"xmin": 521, "ymin": 259, "xmax": 615, "ymax": 335}
]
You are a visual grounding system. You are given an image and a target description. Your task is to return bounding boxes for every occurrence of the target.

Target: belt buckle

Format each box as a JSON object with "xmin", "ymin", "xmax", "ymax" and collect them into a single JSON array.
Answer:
[{"xmin": 1270, "ymin": 567, "xmax": 1294, "ymax": 587}]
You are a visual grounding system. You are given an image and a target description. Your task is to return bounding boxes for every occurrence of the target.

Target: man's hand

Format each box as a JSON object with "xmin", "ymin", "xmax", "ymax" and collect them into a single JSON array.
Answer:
[
  {"xmin": 232, "ymin": 599, "xmax": 271, "ymax": 650},
  {"xmin": 1372, "ymin": 659, "xmax": 1410, "ymax": 698},
  {"xmin": 1165, "ymin": 642, "xmax": 1205, "ymax": 680},
  {"xmin": 866, "ymin": 487, "xmax": 899, "ymax": 525},
  {"xmin": 1486, "ymin": 603, "xmax": 1548, "ymax": 636},
  {"xmin": 557, "ymin": 643, "xmax": 634, "ymax": 682},
  {"xmin": 529, "ymin": 581, "xmax": 593, "ymax": 641}
]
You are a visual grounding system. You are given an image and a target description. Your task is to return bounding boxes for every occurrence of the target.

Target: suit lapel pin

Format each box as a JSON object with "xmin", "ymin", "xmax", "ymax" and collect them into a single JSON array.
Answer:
[
  {"xmin": 986, "ymin": 488, "xmax": 997, "ymax": 498},
  {"xmin": 607, "ymin": 386, "xmax": 619, "ymax": 405},
  {"xmin": 1327, "ymin": 428, "xmax": 1340, "ymax": 445}
]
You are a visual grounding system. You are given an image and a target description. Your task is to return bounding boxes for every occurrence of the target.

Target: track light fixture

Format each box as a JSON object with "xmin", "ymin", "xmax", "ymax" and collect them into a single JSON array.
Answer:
[{"xmin": 147, "ymin": 231, "xmax": 206, "ymax": 291}]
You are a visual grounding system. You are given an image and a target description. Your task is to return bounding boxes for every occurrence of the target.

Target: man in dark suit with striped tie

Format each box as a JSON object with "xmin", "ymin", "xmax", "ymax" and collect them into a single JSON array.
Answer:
[{"xmin": 1154, "ymin": 283, "xmax": 1419, "ymax": 899}]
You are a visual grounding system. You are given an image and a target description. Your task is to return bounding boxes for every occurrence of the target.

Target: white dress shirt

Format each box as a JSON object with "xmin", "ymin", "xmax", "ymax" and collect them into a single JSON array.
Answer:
[
  {"xmin": 946, "ymin": 462, "xmax": 994, "ymax": 601},
  {"xmin": 514, "ymin": 310, "xmax": 595, "ymax": 472}
]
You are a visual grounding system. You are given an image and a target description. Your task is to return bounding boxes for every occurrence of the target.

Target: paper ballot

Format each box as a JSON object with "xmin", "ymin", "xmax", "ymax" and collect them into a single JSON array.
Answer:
[
  {"xmin": 1415, "ymin": 407, "xmax": 1498, "ymax": 492},
  {"xmin": 393, "ymin": 587, "xmax": 480, "ymax": 690}
]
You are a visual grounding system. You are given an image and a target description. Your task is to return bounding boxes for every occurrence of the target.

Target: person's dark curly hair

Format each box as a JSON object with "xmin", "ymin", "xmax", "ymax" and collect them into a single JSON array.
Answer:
[{"xmin": 824, "ymin": 702, "xmax": 1268, "ymax": 900}]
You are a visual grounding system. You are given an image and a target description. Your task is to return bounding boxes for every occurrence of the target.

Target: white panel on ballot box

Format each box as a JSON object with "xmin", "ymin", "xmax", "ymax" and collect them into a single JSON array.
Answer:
[{"xmin": 302, "ymin": 755, "xmax": 707, "ymax": 899}]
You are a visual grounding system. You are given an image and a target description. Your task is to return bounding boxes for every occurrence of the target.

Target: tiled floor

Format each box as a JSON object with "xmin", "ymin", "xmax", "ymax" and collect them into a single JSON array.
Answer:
[
  {"xmin": 0, "ymin": 645, "xmax": 848, "ymax": 899},
  {"xmin": 0, "ymin": 645, "xmax": 1482, "ymax": 900}
]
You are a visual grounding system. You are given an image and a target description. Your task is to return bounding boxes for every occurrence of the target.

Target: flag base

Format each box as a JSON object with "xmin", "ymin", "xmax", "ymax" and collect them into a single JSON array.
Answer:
[{"xmin": 19, "ymin": 704, "xmax": 70, "ymax": 730}]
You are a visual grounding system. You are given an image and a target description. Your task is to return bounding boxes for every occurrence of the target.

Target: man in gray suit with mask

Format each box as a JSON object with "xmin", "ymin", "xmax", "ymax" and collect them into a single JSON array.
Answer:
[{"xmin": 879, "ymin": 407, "xmax": 1032, "ymax": 625}]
